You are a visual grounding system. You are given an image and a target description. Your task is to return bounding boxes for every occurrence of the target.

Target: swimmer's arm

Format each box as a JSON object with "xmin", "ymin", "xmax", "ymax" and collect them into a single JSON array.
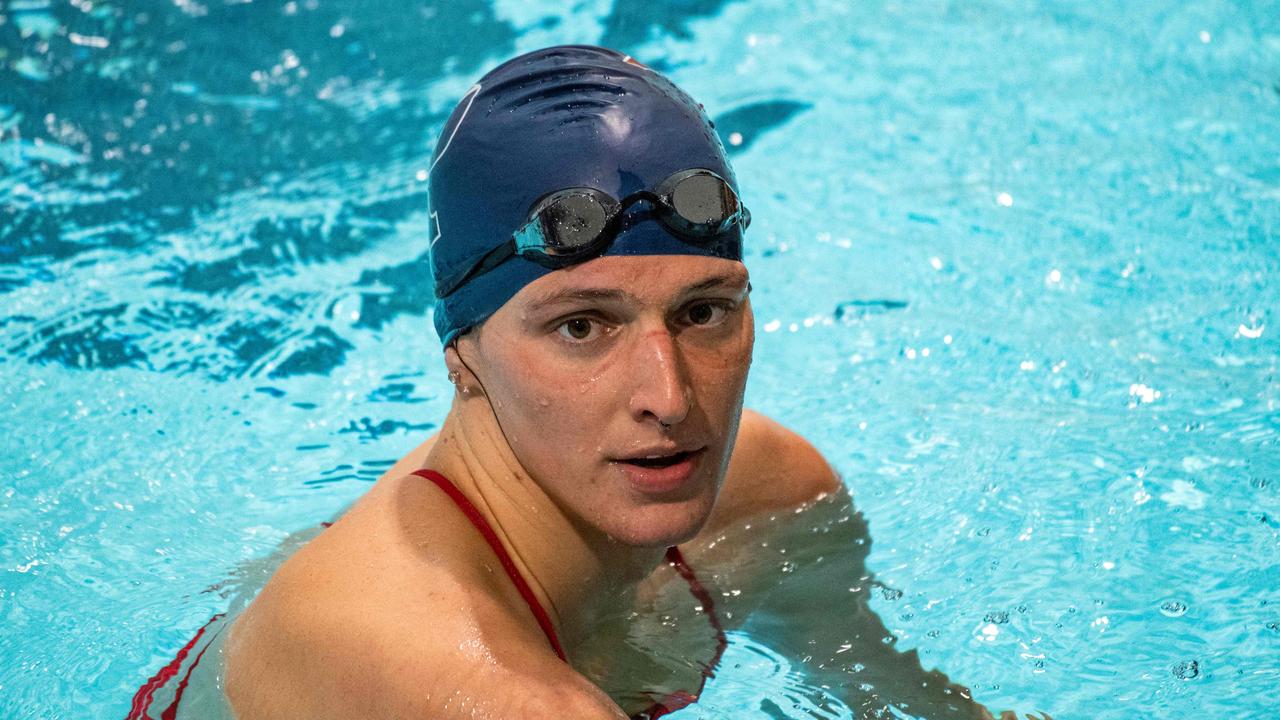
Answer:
[
  {"xmin": 713, "ymin": 490, "xmax": 1008, "ymax": 718},
  {"xmin": 688, "ymin": 411, "xmax": 1014, "ymax": 719},
  {"xmin": 225, "ymin": 581, "xmax": 626, "ymax": 720}
]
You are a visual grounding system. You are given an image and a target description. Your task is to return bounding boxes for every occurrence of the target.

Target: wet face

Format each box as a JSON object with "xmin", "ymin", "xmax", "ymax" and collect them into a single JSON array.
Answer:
[{"xmin": 458, "ymin": 254, "xmax": 754, "ymax": 548}]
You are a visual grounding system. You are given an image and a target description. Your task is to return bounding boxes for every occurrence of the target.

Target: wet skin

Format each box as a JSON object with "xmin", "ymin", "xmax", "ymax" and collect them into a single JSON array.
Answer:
[
  {"xmin": 451, "ymin": 253, "xmax": 755, "ymax": 550},
  {"xmin": 223, "ymin": 255, "xmax": 1009, "ymax": 719}
]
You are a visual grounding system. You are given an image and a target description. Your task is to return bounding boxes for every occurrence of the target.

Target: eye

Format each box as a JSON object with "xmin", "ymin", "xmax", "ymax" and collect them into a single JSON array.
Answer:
[
  {"xmin": 557, "ymin": 317, "xmax": 597, "ymax": 341},
  {"xmin": 685, "ymin": 301, "xmax": 729, "ymax": 326}
]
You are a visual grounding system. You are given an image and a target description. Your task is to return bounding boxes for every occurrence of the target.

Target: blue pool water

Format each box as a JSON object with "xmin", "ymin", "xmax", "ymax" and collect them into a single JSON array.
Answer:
[{"xmin": 3, "ymin": 0, "xmax": 1278, "ymax": 717}]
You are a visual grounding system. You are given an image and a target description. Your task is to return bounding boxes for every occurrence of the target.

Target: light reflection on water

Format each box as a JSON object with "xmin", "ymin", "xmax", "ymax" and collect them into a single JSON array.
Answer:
[{"xmin": 3, "ymin": 0, "xmax": 1279, "ymax": 718}]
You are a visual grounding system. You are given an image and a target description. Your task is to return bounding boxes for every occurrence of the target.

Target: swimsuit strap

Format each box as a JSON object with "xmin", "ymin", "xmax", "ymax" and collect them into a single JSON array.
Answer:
[
  {"xmin": 126, "ymin": 613, "xmax": 226, "ymax": 720},
  {"xmin": 413, "ymin": 468, "xmax": 727, "ymax": 720},
  {"xmin": 633, "ymin": 546, "xmax": 730, "ymax": 720},
  {"xmin": 411, "ymin": 468, "xmax": 568, "ymax": 662}
]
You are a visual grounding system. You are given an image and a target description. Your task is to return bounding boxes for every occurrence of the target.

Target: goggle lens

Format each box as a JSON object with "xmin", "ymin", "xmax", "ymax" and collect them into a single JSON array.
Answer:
[
  {"xmin": 539, "ymin": 191, "xmax": 612, "ymax": 254},
  {"xmin": 669, "ymin": 172, "xmax": 738, "ymax": 231}
]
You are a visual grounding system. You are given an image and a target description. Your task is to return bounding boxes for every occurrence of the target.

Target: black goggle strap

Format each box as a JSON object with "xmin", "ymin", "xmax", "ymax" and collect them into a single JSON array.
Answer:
[{"xmin": 435, "ymin": 239, "xmax": 517, "ymax": 298}]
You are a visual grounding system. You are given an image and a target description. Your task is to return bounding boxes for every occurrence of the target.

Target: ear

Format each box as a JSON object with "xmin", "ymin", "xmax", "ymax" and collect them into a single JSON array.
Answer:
[{"xmin": 443, "ymin": 340, "xmax": 484, "ymax": 397}]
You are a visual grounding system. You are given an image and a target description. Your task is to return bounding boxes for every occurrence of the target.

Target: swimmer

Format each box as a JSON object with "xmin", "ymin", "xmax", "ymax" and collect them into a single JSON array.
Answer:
[{"xmin": 222, "ymin": 46, "xmax": 1010, "ymax": 719}]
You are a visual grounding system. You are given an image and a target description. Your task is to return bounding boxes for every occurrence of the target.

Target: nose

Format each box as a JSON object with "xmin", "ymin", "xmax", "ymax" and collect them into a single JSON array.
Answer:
[{"xmin": 627, "ymin": 327, "xmax": 692, "ymax": 428}]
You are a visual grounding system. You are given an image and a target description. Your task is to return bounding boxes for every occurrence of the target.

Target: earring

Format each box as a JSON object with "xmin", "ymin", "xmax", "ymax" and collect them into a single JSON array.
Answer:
[{"xmin": 449, "ymin": 370, "xmax": 473, "ymax": 396}]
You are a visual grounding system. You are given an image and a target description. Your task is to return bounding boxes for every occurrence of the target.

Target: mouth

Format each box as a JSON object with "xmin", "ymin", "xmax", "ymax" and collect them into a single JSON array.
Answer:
[
  {"xmin": 619, "ymin": 449, "xmax": 700, "ymax": 468},
  {"xmin": 611, "ymin": 446, "xmax": 707, "ymax": 495}
]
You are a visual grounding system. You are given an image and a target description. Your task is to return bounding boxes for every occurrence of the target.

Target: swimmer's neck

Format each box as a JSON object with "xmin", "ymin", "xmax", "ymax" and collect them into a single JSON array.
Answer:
[{"xmin": 422, "ymin": 396, "xmax": 666, "ymax": 650}]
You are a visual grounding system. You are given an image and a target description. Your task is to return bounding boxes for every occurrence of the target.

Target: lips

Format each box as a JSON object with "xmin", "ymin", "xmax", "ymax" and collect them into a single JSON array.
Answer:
[
  {"xmin": 621, "ymin": 449, "xmax": 698, "ymax": 468},
  {"xmin": 611, "ymin": 446, "xmax": 707, "ymax": 494}
]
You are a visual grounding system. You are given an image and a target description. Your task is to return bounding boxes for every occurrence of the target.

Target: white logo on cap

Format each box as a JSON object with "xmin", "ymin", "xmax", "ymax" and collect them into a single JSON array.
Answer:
[{"xmin": 428, "ymin": 82, "xmax": 481, "ymax": 249}]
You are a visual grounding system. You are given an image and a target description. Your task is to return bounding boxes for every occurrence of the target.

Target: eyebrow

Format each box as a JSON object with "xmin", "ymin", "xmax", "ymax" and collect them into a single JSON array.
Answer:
[
  {"xmin": 526, "ymin": 272, "xmax": 749, "ymax": 313},
  {"xmin": 526, "ymin": 288, "xmax": 632, "ymax": 313},
  {"xmin": 680, "ymin": 273, "xmax": 749, "ymax": 296}
]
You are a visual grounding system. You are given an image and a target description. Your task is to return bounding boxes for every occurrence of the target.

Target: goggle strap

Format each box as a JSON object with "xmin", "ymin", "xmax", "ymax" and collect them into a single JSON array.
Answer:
[{"xmin": 436, "ymin": 240, "xmax": 516, "ymax": 298}]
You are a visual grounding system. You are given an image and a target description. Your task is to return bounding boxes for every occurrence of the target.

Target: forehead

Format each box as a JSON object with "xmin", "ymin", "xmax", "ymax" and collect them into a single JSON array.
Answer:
[{"xmin": 509, "ymin": 255, "xmax": 748, "ymax": 310}]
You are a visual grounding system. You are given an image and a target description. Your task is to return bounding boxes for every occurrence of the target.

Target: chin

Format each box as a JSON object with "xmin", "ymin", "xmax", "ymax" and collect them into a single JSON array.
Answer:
[{"xmin": 603, "ymin": 495, "xmax": 716, "ymax": 549}]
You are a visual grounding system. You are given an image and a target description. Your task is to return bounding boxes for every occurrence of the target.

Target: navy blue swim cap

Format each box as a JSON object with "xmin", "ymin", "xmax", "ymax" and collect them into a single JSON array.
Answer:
[{"xmin": 427, "ymin": 45, "xmax": 744, "ymax": 346}]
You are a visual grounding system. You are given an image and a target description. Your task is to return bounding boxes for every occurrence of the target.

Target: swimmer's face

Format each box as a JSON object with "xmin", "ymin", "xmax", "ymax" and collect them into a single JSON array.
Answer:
[{"xmin": 459, "ymin": 254, "xmax": 753, "ymax": 547}]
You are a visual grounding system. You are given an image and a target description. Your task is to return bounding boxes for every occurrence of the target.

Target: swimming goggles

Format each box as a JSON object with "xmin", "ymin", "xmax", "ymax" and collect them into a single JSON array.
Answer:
[{"xmin": 434, "ymin": 168, "xmax": 750, "ymax": 299}]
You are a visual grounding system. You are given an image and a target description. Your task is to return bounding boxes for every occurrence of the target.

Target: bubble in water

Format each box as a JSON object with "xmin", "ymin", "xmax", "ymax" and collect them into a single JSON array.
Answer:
[
  {"xmin": 779, "ymin": 560, "xmax": 796, "ymax": 574},
  {"xmin": 1172, "ymin": 660, "xmax": 1200, "ymax": 680},
  {"xmin": 1160, "ymin": 599, "xmax": 1189, "ymax": 617},
  {"xmin": 984, "ymin": 611, "xmax": 1009, "ymax": 625}
]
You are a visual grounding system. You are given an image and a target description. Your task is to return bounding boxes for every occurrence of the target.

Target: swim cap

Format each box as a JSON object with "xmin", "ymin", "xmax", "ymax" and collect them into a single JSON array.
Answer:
[{"xmin": 427, "ymin": 45, "xmax": 743, "ymax": 346}]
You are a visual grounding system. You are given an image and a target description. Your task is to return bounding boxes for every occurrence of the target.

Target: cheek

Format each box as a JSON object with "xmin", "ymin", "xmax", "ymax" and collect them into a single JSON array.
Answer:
[
  {"xmin": 688, "ymin": 315, "xmax": 755, "ymax": 398},
  {"xmin": 489, "ymin": 348, "xmax": 613, "ymax": 462},
  {"xmin": 691, "ymin": 356, "xmax": 751, "ymax": 416}
]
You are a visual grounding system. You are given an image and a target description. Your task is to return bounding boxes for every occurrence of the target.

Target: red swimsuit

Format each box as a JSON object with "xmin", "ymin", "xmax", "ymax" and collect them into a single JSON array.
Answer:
[
  {"xmin": 411, "ymin": 469, "xmax": 727, "ymax": 719},
  {"xmin": 127, "ymin": 469, "xmax": 726, "ymax": 720}
]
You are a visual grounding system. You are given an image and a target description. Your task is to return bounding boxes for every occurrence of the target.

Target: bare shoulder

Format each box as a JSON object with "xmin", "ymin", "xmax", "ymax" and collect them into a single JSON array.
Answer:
[
  {"xmin": 223, "ymin": 477, "xmax": 624, "ymax": 720},
  {"xmin": 224, "ymin": 592, "xmax": 621, "ymax": 719},
  {"xmin": 701, "ymin": 409, "xmax": 843, "ymax": 533}
]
